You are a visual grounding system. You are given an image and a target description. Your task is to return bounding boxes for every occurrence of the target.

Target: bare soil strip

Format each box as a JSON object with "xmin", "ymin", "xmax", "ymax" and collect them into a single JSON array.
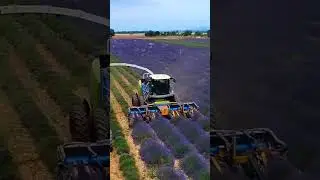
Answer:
[
  {"xmin": 35, "ymin": 43, "xmax": 71, "ymax": 80},
  {"xmin": 0, "ymin": 90, "xmax": 53, "ymax": 180},
  {"xmin": 8, "ymin": 52, "xmax": 70, "ymax": 142},
  {"xmin": 110, "ymin": 150, "xmax": 125, "ymax": 180},
  {"xmin": 110, "ymin": 92, "xmax": 151, "ymax": 180}
]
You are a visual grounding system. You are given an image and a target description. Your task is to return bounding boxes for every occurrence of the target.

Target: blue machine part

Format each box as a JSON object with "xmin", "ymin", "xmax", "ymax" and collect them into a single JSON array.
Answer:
[
  {"xmin": 210, "ymin": 143, "xmax": 267, "ymax": 156},
  {"xmin": 141, "ymin": 82, "xmax": 150, "ymax": 96},
  {"xmin": 64, "ymin": 156, "xmax": 109, "ymax": 165},
  {"xmin": 128, "ymin": 102, "xmax": 198, "ymax": 114}
]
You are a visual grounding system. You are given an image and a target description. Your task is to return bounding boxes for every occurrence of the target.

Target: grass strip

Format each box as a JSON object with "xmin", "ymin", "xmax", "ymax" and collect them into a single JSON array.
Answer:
[
  {"xmin": 110, "ymin": 108, "xmax": 140, "ymax": 180},
  {"xmin": 115, "ymin": 67, "xmax": 139, "ymax": 87},
  {"xmin": 111, "ymin": 55, "xmax": 141, "ymax": 80},
  {"xmin": 111, "ymin": 69, "xmax": 136, "ymax": 96},
  {"xmin": 15, "ymin": 15, "xmax": 89, "ymax": 87},
  {"xmin": 0, "ymin": 37, "xmax": 60, "ymax": 173},
  {"xmin": 0, "ymin": 16, "xmax": 81, "ymax": 113}
]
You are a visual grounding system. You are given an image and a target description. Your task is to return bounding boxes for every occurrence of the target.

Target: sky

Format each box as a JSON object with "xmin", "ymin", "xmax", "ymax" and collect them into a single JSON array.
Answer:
[{"xmin": 110, "ymin": 0, "xmax": 210, "ymax": 31}]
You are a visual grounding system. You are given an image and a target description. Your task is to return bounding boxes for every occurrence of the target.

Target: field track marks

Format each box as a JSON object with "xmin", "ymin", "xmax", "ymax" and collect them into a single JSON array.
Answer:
[
  {"xmin": 8, "ymin": 52, "xmax": 70, "ymax": 142},
  {"xmin": 110, "ymin": 92, "xmax": 151, "ymax": 180},
  {"xmin": 0, "ymin": 90, "xmax": 53, "ymax": 180},
  {"xmin": 110, "ymin": 150, "xmax": 125, "ymax": 180},
  {"xmin": 35, "ymin": 43, "xmax": 71, "ymax": 79}
]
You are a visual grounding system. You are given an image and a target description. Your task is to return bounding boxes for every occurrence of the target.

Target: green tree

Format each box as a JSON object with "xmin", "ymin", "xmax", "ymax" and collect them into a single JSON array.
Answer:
[
  {"xmin": 194, "ymin": 31, "xmax": 202, "ymax": 36},
  {"xmin": 182, "ymin": 30, "xmax": 192, "ymax": 36},
  {"xmin": 110, "ymin": 28, "xmax": 115, "ymax": 36}
]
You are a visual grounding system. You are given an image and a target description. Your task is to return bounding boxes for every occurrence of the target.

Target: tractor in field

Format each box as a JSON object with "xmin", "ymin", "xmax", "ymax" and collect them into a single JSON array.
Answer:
[
  {"xmin": 109, "ymin": 63, "xmax": 200, "ymax": 127},
  {"xmin": 56, "ymin": 55, "xmax": 111, "ymax": 180},
  {"xmin": 210, "ymin": 128, "xmax": 289, "ymax": 180}
]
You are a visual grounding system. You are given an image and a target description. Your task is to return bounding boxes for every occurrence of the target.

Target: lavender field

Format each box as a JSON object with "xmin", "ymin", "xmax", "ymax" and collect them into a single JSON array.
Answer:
[
  {"xmin": 111, "ymin": 38, "xmax": 210, "ymax": 179},
  {"xmin": 111, "ymin": 39, "xmax": 211, "ymax": 115}
]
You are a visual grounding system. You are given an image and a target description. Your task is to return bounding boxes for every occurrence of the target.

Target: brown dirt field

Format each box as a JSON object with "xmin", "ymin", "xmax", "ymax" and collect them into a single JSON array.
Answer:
[
  {"xmin": 8, "ymin": 51, "xmax": 70, "ymax": 142},
  {"xmin": 110, "ymin": 92, "xmax": 151, "ymax": 179},
  {"xmin": 0, "ymin": 90, "xmax": 53, "ymax": 180},
  {"xmin": 110, "ymin": 151, "xmax": 125, "ymax": 180}
]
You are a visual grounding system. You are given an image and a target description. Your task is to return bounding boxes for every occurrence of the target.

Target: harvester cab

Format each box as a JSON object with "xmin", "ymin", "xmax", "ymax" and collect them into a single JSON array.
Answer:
[
  {"xmin": 210, "ymin": 128, "xmax": 288, "ymax": 180},
  {"xmin": 108, "ymin": 62, "xmax": 200, "ymax": 127},
  {"xmin": 130, "ymin": 73, "xmax": 199, "ymax": 127},
  {"xmin": 138, "ymin": 73, "xmax": 176, "ymax": 104},
  {"xmin": 56, "ymin": 55, "xmax": 111, "ymax": 180}
]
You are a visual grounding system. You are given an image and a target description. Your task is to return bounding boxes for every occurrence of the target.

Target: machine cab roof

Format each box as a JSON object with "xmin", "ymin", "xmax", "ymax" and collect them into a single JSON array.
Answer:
[{"xmin": 150, "ymin": 74, "xmax": 171, "ymax": 80}]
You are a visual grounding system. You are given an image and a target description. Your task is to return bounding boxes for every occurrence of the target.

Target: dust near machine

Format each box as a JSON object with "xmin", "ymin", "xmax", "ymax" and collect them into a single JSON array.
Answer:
[
  {"xmin": 210, "ymin": 128, "xmax": 289, "ymax": 180},
  {"xmin": 109, "ymin": 62, "xmax": 201, "ymax": 128},
  {"xmin": 56, "ymin": 55, "xmax": 111, "ymax": 180}
]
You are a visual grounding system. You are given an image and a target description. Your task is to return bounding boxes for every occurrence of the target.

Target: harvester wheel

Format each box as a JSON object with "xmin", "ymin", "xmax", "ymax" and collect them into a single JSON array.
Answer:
[
  {"xmin": 94, "ymin": 108, "xmax": 109, "ymax": 141},
  {"xmin": 69, "ymin": 105, "xmax": 91, "ymax": 142},
  {"xmin": 132, "ymin": 94, "xmax": 140, "ymax": 106}
]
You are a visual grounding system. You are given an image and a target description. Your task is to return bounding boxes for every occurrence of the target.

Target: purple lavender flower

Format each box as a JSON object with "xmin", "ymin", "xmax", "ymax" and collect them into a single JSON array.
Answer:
[
  {"xmin": 157, "ymin": 166, "xmax": 187, "ymax": 180},
  {"xmin": 140, "ymin": 138, "xmax": 174, "ymax": 167}
]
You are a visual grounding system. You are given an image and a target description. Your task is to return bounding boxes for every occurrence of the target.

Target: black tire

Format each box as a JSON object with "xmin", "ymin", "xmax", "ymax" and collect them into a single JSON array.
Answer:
[
  {"xmin": 69, "ymin": 105, "xmax": 91, "ymax": 142},
  {"xmin": 93, "ymin": 108, "xmax": 109, "ymax": 141},
  {"xmin": 132, "ymin": 94, "xmax": 140, "ymax": 106}
]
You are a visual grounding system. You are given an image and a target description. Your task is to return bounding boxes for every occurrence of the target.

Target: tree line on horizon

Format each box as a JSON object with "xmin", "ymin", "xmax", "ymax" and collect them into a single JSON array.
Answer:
[{"xmin": 110, "ymin": 29, "xmax": 210, "ymax": 37}]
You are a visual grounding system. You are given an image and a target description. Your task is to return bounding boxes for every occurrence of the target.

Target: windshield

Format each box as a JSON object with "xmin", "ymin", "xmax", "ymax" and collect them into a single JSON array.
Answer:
[{"xmin": 151, "ymin": 79, "xmax": 170, "ymax": 95}]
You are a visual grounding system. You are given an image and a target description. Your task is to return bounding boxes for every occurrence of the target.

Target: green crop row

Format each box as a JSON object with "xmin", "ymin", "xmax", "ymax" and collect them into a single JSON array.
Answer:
[
  {"xmin": 114, "ymin": 67, "xmax": 139, "ymax": 88},
  {"xmin": 15, "ymin": 15, "xmax": 89, "ymax": 87},
  {"xmin": 0, "ymin": 17, "xmax": 81, "ymax": 113},
  {"xmin": 110, "ymin": 56, "xmax": 141, "ymax": 81},
  {"xmin": 111, "ymin": 69, "xmax": 136, "ymax": 96},
  {"xmin": 110, "ymin": 107, "xmax": 140, "ymax": 180},
  {"xmin": 0, "ymin": 37, "xmax": 60, "ymax": 173}
]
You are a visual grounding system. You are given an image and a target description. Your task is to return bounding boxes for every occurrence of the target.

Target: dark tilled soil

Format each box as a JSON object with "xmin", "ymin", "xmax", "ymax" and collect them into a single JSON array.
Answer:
[{"xmin": 212, "ymin": 0, "xmax": 320, "ymax": 178}]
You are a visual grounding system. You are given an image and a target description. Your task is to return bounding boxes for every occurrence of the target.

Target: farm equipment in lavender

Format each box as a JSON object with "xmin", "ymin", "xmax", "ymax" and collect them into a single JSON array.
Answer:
[
  {"xmin": 56, "ymin": 55, "xmax": 111, "ymax": 180},
  {"xmin": 109, "ymin": 63, "xmax": 201, "ymax": 128},
  {"xmin": 210, "ymin": 128, "xmax": 288, "ymax": 180}
]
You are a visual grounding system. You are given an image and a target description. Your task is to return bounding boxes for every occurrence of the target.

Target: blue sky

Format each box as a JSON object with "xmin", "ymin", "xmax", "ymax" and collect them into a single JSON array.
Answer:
[{"xmin": 110, "ymin": 0, "xmax": 210, "ymax": 31}]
